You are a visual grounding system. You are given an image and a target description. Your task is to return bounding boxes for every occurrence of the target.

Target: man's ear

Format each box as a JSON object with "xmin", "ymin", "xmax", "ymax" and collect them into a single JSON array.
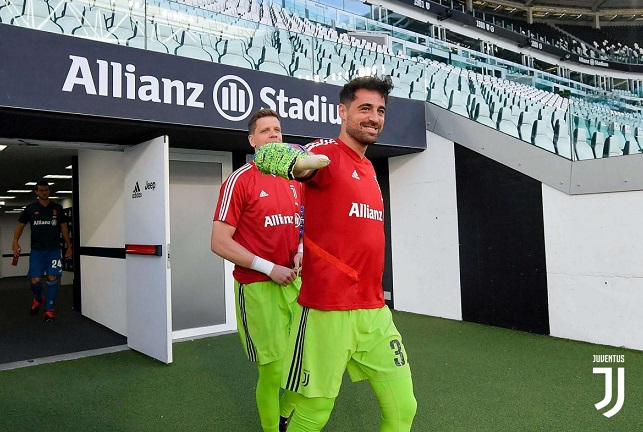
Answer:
[
  {"xmin": 339, "ymin": 103, "xmax": 347, "ymax": 122},
  {"xmin": 248, "ymin": 135, "xmax": 257, "ymax": 150}
]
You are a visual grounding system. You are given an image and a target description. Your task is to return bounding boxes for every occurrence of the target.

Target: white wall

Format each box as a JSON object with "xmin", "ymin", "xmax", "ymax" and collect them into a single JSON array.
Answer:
[
  {"xmin": 542, "ymin": 185, "xmax": 643, "ymax": 351},
  {"xmin": 0, "ymin": 214, "xmax": 30, "ymax": 277},
  {"xmin": 389, "ymin": 133, "xmax": 643, "ymax": 351},
  {"xmin": 60, "ymin": 197, "xmax": 74, "ymax": 285},
  {"xmin": 389, "ymin": 132, "xmax": 462, "ymax": 320},
  {"xmin": 79, "ymin": 149, "xmax": 127, "ymax": 336}
]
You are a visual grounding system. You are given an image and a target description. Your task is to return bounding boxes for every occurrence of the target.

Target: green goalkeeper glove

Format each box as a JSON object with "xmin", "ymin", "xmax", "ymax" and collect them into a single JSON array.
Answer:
[{"xmin": 255, "ymin": 142, "xmax": 330, "ymax": 180}]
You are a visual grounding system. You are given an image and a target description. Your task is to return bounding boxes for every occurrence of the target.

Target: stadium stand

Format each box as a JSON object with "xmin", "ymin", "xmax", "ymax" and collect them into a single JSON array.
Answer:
[{"xmin": 2, "ymin": 0, "xmax": 642, "ymax": 160}]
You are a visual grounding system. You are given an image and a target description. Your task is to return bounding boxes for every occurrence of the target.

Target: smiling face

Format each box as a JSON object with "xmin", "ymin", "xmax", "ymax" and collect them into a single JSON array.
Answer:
[
  {"xmin": 248, "ymin": 115, "xmax": 283, "ymax": 152},
  {"xmin": 339, "ymin": 88, "xmax": 386, "ymax": 153}
]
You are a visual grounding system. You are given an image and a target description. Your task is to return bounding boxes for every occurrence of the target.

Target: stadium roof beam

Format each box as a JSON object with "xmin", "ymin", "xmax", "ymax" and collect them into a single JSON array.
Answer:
[
  {"xmin": 472, "ymin": 0, "xmax": 643, "ymax": 17},
  {"xmin": 592, "ymin": 0, "xmax": 608, "ymax": 12}
]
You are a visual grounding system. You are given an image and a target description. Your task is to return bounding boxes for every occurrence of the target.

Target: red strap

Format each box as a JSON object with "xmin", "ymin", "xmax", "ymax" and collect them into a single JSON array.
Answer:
[{"xmin": 304, "ymin": 235, "xmax": 359, "ymax": 281}]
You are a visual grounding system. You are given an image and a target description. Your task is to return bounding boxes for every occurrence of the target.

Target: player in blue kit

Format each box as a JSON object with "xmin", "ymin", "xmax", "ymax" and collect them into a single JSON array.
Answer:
[{"xmin": 13, "ymin": 180, "xmax": 72, "ymax": 322}]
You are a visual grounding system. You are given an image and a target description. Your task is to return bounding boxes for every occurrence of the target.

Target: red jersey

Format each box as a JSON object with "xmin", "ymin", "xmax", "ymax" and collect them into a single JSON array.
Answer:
[
  {"xmin": 214, "ymin": 161, "xmax": 302, "ymax": 284},
  {"xmin": 299, "ymin": 138, "xmax": 386, "ymax": 310}
]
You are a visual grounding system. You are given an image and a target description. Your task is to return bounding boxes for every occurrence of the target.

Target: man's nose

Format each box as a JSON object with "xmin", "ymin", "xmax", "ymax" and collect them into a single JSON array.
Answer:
[{"xmin": 367, "ymin": 113, "xmax": 379, "ymax": 124}]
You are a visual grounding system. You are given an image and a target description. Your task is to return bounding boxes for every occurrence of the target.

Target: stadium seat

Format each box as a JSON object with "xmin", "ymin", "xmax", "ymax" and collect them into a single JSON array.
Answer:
[
  {"xmin": 448, "ymin": 89, "xmax": 470, "ymax": 118},
  {"xmin": 555, "ymin": 135, "xmax": 572, "ymax": 159},
  {"xmin": 176, "ymin": 30, "xmax": 214, "ymax": 62},
  {"xmin": 428, "ymin": 86, "xmax": 449, "ymax": 109},
  {"xmin": 573, "ymin": 128, "xmax": 594, "ymax": 160},
  {"xmin": 603, "ymin": 136, "xmax": 624, "ymax": 157},
  {"xmin": 291, "ymin": 54, "xmax": 315, "ymax": 78},
  {"xmin": 72, "ymin": 7, "xmax": 117, "ymax": 42},
  {"xmin": 218, "ymin": 39, "xmax": 253, "ymax": 68},
  {"xmin": 532, "ymin": 121, "xmax": 556, "ymax": 153},
  {"xmin": 518, "ymin": 112, "xmax": 536, "ymax": 142},
  {"xmin": 498, "ymin": 117, "xmax": 520, "ymax": 139},
  {"xmin": 590, "ymin": 131, "xmax": 605, "ymax": 158}
]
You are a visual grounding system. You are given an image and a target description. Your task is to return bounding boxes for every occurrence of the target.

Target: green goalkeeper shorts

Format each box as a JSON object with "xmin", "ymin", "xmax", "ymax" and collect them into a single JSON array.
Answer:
[
  {"xmin": 235, "ymin": 278, "xmax": 301, "ymax": 365},
  {"xmin": 282, "ymin": 303, "xmax": 412, "ymax": 398}
]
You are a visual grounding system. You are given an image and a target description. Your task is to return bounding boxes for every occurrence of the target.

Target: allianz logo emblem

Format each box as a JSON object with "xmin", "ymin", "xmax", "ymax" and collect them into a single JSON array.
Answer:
[{"xmin": 212, "ymin": 75, "xmax": 254, "ymax": 121}]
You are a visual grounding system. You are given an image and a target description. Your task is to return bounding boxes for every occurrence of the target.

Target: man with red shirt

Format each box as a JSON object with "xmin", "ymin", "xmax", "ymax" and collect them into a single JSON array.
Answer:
[
  {"xmin": 211, "ymin": 109, "xmax": 301, "ymax": 432},
  {"xmin": 255, "ymin": 76, "xmax": 417, "ymax": 431}
]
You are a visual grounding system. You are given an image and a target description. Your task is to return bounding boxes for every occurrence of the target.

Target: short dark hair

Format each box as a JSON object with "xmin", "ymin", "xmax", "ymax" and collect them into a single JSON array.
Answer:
[
  {"xmin": 248, "ymin": 109, "xmax": 280, "ymax": 134},
  {"xmin": 339, "ymin": 75, "xmax": 394, "ymax": 106},
  {"xmin": 36, "ymin": 180, "xmax": 49, "ymax": 189}
]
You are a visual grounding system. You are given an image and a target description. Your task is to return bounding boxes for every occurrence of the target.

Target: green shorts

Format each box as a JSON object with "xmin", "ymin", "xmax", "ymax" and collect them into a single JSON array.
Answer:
[
  {"xmin": 235, "ymin": 278, "xmax": 301, "ymax": 365},
  {"xmin": 282, "ymin": 303, "xmax": 412, "ymax": 398}
]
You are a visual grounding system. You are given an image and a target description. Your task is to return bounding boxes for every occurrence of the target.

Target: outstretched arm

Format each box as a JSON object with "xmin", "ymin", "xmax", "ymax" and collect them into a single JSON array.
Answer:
[{"xmin": 254, "ymin": 143, "xmax": 330, "ymax": 180}]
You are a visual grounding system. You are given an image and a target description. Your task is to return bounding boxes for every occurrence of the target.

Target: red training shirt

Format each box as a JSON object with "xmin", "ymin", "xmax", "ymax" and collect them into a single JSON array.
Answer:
[
  {"xmin": 214, "ymin": 161, "xmax": 302, "ymax": 284},
  {"xmin": 299, "ymin": 138, "xmax": 386, "ymax": 310}
]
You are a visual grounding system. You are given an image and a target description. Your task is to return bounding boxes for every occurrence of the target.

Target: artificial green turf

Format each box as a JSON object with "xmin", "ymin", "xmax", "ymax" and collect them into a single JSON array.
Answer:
[{"xmin": 0, "ymin": 311, "xmax": 640, "ymax": 431}]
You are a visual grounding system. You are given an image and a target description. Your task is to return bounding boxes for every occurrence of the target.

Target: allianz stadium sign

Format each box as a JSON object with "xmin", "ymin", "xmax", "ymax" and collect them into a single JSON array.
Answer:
[
  {"xmin": 62, "ymin": 57, "xmax": 342, "ymax": 125},
  {"xmin": 0, "ymin": 25, "xmax": 425, "ymax": 147}
]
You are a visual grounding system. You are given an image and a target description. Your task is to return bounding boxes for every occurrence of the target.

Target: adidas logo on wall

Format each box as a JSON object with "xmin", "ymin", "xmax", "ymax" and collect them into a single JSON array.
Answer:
[{"xmin": 132, "ymin": 181, "xmax": 142, "ymax": 199}]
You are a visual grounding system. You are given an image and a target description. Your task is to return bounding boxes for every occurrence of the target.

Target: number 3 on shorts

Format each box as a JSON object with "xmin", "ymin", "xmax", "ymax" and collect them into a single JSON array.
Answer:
[{"xmin": 390, "ymin": 339, "xmax": 406, "ymax": 367}]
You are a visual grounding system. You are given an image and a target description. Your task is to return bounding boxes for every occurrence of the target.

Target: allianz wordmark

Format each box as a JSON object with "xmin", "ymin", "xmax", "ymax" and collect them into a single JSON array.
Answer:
[{"xmin": 61, "ymin": 55, "xmax": 341, "ymax": 124}]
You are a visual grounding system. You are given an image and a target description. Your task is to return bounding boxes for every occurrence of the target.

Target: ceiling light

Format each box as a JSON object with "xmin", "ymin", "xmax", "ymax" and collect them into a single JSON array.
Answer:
[
  {"xmin": 7, "ymin": 190, "xmax": 32, "ymax": 193},
  {"xmin": 26, "ymin": 182, "xmax": 54, "ymax": 186},
  {"xmin": 56, "ymin": 191, "xmax": 73, "ymax": 194},
  {"xmin": 44, "ymin": 175, "xmax": 72, "ymax": 179},
  {"xmin": 0, "ymin": 201, "xmax": 4, "ymax": 206},
  {"xmin": 0, "ymin": 145, "xmax": 7, "ymax": 151},
  {"xmin": 49, "ymin": 196, "xmax": 60, "ymax": 199},
  {"xmin": 66, "ymin": 165, "xmax": 72, "ymax": 169},
  {"xmin": 0, "ymin": 196, "xmax": 16, "ymax": 199}
]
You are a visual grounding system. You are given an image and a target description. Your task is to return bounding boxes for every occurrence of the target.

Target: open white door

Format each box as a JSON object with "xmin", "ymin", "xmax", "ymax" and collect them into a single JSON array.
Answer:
[{"xmin": 124, "ymin": 136, "xmax": 172, "ymax": 363}]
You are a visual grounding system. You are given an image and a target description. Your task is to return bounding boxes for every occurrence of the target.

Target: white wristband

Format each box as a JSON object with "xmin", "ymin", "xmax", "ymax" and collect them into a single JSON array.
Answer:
[
  {"xmin": 251, "ymin": 256, "xmax": 275, "ymax": 276},
  {"xmin": 297, "ymin": 243, "xmax": 304, "ymax": 253}
]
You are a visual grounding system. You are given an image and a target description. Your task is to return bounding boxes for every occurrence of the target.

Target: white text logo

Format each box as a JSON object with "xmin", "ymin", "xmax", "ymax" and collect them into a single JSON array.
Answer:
[
  {"xmin": 33, "ymin": 220, "xmax": 53, "ymax": 225},
  {"xmin": 62, "ymin": 55, "xmax": 204, "ymax": 107},
  {"xmin": 593, "ymin": 355, "xmax": 625, "ymax": 418},
  {"xmin": 260, "ymin": 88, "xmax": 341, "ymax": 124},
  {"xmin": 264, "ymin": 212, "xmax": 302, "ymax": 228},
  {"xmin": 348, "ymin": 202, "xmax": 383, "ymax": 221}
]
